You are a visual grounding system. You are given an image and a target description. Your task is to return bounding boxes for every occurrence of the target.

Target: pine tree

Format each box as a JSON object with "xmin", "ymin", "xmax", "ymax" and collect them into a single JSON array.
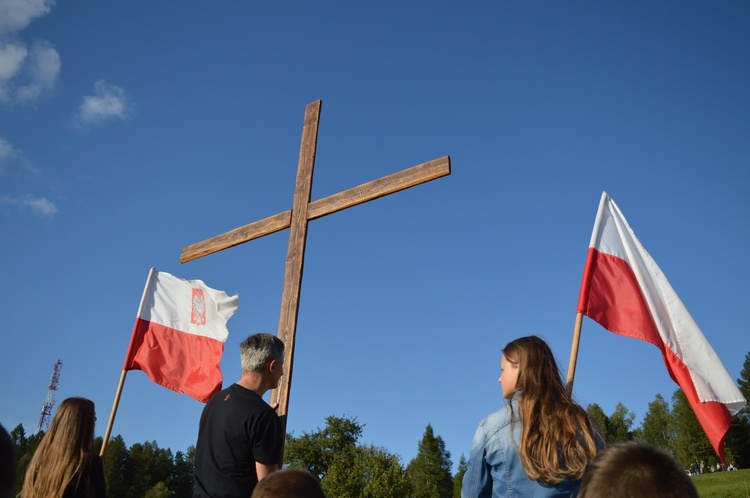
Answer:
[
  {"xmin": 586, "ymin": 404, "xmax": 609, "ymax": 443},
  {"xmin": 171, "ymin": 447, "xmax": 195, "ymax": 498},
  {"xmin": 10, "ymin": 424, "xmax": 27, "ymax": 456},
  {"xmin": 101, "ymin": 435, "xmax": 129, "ymax": 498},
  {"xmin": 737, "ymin": 352, "xmax": 750, "ymax": 421},
  {"xmin": 407, "ymin": 424, "xmax": 453, "ymax": 498},
  {"xmin": 12, "ymin": 424, "xmax": 44, "ymax": 496},
  {"xmin": 672, "ymin": 389, "xmax": 712, "ymax": 467},
  {"xmin": 725, "ymin": 352, "xmax": 750, "ymax": 467},
  {"xmin": 726, "ymin": 416, "xmax": 750, "ymax": 468},
  {"xmin": 452, "ymin": 454, "xmax": 467, "ymax": 498}
]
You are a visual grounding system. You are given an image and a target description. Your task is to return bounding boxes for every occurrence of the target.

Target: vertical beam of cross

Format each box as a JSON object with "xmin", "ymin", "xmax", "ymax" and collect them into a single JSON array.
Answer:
[{"xmin": 272, "ymin": 100, "xmax": 320, "ymax": 424}]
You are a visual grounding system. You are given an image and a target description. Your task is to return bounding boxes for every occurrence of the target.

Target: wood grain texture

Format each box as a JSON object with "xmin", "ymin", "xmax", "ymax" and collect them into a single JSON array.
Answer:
[
  {"xmin": 179, "ymin": 211, "xmax": 292, "ymax": 263},
  {"xmin": 179, "ymin": 156, "xmax": 450, "ymax": 263},
  {"xmin": 307, "ymin": 156, "xmax": 450, "ymax": 219},
  {"xmin": 272, "ymin": 100, "xmax": 321, "ymax": 421}
]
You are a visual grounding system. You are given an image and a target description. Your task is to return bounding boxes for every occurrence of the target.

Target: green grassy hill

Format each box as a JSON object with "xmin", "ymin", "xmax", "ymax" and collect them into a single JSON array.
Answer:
[{"xmin": 692, "ymin": 469, "xmax": 750, "ymax": 498}]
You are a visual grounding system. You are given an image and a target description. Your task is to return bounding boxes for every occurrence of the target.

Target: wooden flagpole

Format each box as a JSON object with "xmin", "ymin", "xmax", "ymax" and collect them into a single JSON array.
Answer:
[
  {"xmin": 567, "ymin": 249, "xmax": 597, "ymax": 396},
  {"xmin": 100, "ymin": 370, "xmax": 128, "ymax": 456},
  {"xmin": 565, "ymin": 311, "xmax": 584, "ymax": 396},
  {"xmin": 100, "ymin": 267, "xmax": 156, "ymax": 456},
  {"xmin": 567, "ymin": 195, "xmax": 606, "ymax": 397}
]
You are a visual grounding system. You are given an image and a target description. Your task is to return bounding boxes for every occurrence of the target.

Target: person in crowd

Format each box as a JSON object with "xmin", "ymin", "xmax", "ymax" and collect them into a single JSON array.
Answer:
[
  {"xmin": 462, "ymin": 335, "xmax": 604, "ymax": 497},
  {"xmin": 0, "ymin": 423, "xmax": 17, "ymax": 498},
  {"xmin": 20, "ymin": 397, "xmax": 106, "ymax": 498},
  {"xmin": 251, "ymin": 468, "xmax": 326, "ymax": 498},
  {"xmin": 578, "ymin": 441, "xmax": 698, "ymax": 498},
  {"xmin": 193, "ymin": 333, "xmax": 286, "ymax": 497}
]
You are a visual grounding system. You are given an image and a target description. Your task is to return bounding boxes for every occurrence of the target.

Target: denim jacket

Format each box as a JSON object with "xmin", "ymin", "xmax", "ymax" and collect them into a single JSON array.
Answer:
[{"xmin": 461, "ymin": 395, "xmax": 602, "ymax": 498}]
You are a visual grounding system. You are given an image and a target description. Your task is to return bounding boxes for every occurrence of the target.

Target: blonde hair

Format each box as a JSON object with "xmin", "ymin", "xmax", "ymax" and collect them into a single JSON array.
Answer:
[
  {"xmin": 20, "ymin": 397, "xmax": 97, "ymax": 498},
  {"xmin": 503, "ymin": 336, "xmax": 599, "ymax": 484}
]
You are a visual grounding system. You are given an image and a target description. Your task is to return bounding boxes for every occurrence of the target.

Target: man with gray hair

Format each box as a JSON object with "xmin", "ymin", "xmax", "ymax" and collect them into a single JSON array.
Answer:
[{"xmin": 193, "ymin": 333, "xmax": 286, "ymax": 497}]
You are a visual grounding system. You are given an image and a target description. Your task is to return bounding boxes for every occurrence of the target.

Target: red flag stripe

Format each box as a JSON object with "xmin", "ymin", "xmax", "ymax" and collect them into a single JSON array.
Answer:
[
  {"xmin": 125, "ymin": 318, "xmax": 225, "ymax": 403},
  {"xmin": 580, "ymin": 250, "xmax": 661, "ymax": 346}
]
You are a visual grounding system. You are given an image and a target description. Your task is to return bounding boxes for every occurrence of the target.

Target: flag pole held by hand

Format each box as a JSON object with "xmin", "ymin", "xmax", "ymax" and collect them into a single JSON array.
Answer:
[{"xmin": 100, "ymin": 268, "xmax": 156, "ymax": 456}]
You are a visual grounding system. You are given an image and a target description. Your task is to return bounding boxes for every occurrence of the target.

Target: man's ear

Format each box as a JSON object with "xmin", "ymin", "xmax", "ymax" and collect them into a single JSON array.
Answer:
[{"xmin": 268, "ymin": 359, "xmax": 278, "ymax": 373}]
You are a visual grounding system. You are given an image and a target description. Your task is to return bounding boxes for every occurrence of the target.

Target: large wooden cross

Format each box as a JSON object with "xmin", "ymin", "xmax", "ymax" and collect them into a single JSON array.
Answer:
[{"xmin": 180, "ymin": 99, "xmax": 450, "ymax": 439}]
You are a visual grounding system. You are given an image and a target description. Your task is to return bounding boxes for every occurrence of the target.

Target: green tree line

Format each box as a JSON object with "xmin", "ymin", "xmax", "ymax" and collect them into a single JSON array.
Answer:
[
  {"xmin": 10, "ymin": 352, "xmax": 750, "ymax": 498},
  {"xmin": 10, "ymin": 426, "xmax": 194, "ymax": 498}
]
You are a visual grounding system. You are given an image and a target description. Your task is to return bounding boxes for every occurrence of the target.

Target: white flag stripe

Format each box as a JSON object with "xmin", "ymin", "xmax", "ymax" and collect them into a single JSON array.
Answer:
[{"xmin": 139, "ymin": 270, "xmax": 239, "ymax": 341}]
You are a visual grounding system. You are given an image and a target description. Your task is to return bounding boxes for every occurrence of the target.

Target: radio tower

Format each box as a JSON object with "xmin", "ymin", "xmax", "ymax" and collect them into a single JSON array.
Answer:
[{"xmin": 36, "ymin": 359, "xmax": 63, "ymax": 434}]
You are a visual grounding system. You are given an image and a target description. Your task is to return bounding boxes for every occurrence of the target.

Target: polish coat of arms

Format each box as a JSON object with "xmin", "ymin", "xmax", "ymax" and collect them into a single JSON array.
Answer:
[{"xmin": 191, "ymin": 288, "xmax": 207, "ymax": 326}]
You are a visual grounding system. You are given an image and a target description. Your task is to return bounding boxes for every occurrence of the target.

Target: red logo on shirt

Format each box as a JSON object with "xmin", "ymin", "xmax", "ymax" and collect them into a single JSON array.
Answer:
[
  {"xmin": 191, "ymin": 288, "xmax": 206, "ymax": 326},
  {"xmin": 224, "ymin": 394, "xmax": 231, "ymax": 401}
]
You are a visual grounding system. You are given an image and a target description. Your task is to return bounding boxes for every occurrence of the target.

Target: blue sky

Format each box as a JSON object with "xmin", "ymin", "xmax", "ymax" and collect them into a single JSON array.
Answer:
[{"xmin": 1, "ymin": 0, "xmax": 748, "ymax": 470}]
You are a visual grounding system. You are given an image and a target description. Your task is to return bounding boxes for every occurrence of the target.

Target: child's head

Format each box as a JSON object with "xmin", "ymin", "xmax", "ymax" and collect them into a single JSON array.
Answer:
[
  {"xmin": 502, "ymin": 335, "xmax": 562, "ymax": 398},
  {"xmin": 47, "ymin": 397, "xmax": 97, "ymax": 451},
  {"xmin": 251, "ymin": 468, "xmax": 325, "ymax": 498},
  {"xmin": 579, "ymin": 441, "xmax": 698, "ymax": 498}
]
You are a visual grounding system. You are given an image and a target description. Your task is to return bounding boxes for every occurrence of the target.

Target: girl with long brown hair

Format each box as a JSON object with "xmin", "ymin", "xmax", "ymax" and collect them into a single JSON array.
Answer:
[
  {"xmin": 21, "ymin": 397, "xmax": 106, "ymax": 498},
  {"xmin": 462, "ymin": 335, "xmax": 604, "ymax": 497}
]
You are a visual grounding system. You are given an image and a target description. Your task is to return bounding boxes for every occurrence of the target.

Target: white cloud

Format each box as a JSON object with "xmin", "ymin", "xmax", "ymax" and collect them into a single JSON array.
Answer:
[
  {"xmin": 0, "ymin": 0, "xmax": 59, "ymax": 106},
  {"xmin": 0, "ymin": 136, "xmax": 21, "ymax": 174},
  {"xmin": 0, "ymin": 39, "xmax": 59, "ymax": 105},
  {"xmin": 14, "ymin": 40, "xmax": 60, "ymax": 102},
  {"xmin": 0, "ymin": 137, "xmax": 54, "ymax": 218},
  {"xmin": 0, "ymin": 136, "xmax": 41, "ymax": 176},
  {"xmin": 72, "ymin": 80, "xmax": 131, "ymax": 130},
  {"xmin": 0, "ymin": 194, "xmax": 58, "ymax": 217},
  {"xmin": 0, "ymin": 41, "xmax": 26, "ymax": 80},
  {"xmin": 0, "ymin": 136, "xmax": 18, "ymax": 158},
  {"xmin": 0, "ymin": 0, "xmax": 54, "ymax": 37}
]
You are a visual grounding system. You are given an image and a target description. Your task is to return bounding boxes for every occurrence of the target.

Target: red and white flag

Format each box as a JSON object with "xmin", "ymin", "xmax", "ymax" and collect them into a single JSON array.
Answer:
[
  {"xmin": 123, "ymin": 268, "xmax": 239, "ymax": 402},
  {"xmin": 577, "ymin": 192, "xmax": 745, "ymax": 460}
]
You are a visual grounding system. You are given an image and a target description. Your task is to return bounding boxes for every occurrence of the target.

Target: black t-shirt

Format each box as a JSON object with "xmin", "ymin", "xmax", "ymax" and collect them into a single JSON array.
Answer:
[
  {"xmin": 63, "ymin": 455, "xmax": 106, "ymax": 498},
  {"xmin": 193, "ymin": 383, "xmax": 282, "ymax": 498}
]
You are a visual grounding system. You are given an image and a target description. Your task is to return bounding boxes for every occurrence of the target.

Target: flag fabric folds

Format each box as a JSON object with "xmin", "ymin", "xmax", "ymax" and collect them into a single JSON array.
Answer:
[
  {"xmin": 123, "ymin": 268, "xmax": 239, "ymax": 403},
  {"xmin": 577, "ymin": 192, "xmax": 746, "ymax": 461}
]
